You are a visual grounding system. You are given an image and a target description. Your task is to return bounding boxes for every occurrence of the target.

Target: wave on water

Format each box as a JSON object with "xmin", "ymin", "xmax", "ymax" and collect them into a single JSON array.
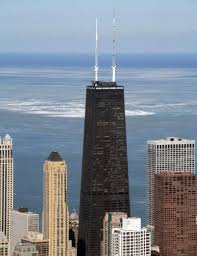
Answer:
[
  {"xmin": 0, "ymin": 99, "xmax": 197, "ymax": 118},
  {"xmin": 126, "ymin": 110, "xmax": 155, "ymax": 116},
  {"xmin": 0, "ymin": 99, "xmax": 157, "ymax": 118}
]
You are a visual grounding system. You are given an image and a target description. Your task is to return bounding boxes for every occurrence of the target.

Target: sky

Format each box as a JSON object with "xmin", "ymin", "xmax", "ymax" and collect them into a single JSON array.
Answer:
[{"xmin": 0, "ymin": 0, "xmax": 197, "ymax": 53}]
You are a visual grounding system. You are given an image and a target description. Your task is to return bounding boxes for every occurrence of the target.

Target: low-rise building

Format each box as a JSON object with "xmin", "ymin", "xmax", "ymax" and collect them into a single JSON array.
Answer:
[
  {"xmin": 10, "ymin": 208, "xmax": 39, "ymax": 255},
  {"xmin": 21, "ymin": 232, "xmax": 48, "ymax": 256},
  {"xmin": 14, "ymin": 243, "xmax": 38, "ymax": 256}
]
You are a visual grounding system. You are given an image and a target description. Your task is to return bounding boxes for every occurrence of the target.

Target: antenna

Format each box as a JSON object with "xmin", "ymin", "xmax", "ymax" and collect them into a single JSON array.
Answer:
[
  {"xmin": 94, "ymin": 18, "xmax": 99, "ymax": 82},
  {"xmin": 112, "ymin": 10, "xmax": 116, "ymax": 82}
]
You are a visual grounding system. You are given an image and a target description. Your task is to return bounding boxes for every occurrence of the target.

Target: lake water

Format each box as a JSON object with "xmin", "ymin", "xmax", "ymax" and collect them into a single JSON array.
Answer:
[{"xmin": 0, "ymin": 53, "xmax": 197, "ymax": 225}]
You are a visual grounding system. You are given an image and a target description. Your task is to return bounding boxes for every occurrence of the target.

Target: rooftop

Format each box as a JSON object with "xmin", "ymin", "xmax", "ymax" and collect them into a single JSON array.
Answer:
[
  {"xmin": 147, "ymin": 137, "xmax": 195, "ymax": 145},
  {"xmin": 157, "ymin": 171, "xmax": 195, "ymax": 177},
  {"xmin": 48, "ymin": 151, "xmax": 62, "ymax": 162},
  {"xmin": 87, "ymin": 81, "xmax": 123, "ymax": 90},
  {"xmin": 0, "ymin": 134, "xmax": 12, "ymax": 145}
]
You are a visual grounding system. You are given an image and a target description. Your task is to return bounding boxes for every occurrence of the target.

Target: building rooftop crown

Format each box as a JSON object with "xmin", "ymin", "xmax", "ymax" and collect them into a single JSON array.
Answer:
[
  {"xmin": 148, "ymin": 137, "xmax": 195, "ymax": 145},
  {"xmin": 0, "ymin": 134, "xmax": 12, "ymax": 145},
  {"xmin": 70, "ymin": 209, "xmax": 79, "ymax": 220},
  {"xmin": 122, "ymin": 217, "xmax": 142, "ymax": 231},
  {"xmin": 48, "ymin": 151, "xmax": 62, "ymax": 162}
]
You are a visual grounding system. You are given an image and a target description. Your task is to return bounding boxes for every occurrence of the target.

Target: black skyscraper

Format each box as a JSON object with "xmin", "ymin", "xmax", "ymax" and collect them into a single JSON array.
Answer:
[{"xmin": 78, "ymin": 81, "xmax": 130, "ymax": 256}]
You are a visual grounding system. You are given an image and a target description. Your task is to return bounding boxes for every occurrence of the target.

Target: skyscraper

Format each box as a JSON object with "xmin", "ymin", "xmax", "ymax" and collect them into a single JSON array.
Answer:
[
  {"xmin": 78, "ymin": 80, "xmax": 130, "ymax": 256},
  {"xmin": 111, "ymin": 217, "xmax": 151, "ymax": 256},
  {"xmin": 155, "ymin": 172, "xmax": 196, "ymax": 256},
  {"xmin": 0, "ymin": 134, "xmax": 13, "ymax": 242},
  {"xmin": 42, "ymin": 151, "xmax": 69, "ymax": 256},
  {"xmin": 78, "ymin": 18, "xmax": 130, "ymax": 256},
  {"xmin": 147, "ymin": 137, "xmax": 195, "ymax": 240}
]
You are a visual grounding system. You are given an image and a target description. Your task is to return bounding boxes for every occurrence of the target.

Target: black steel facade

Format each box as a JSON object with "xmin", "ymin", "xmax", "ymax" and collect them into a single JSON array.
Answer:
[{"xmin": 78, "ymin": 81, "xmax": 130, "ymax": 256}]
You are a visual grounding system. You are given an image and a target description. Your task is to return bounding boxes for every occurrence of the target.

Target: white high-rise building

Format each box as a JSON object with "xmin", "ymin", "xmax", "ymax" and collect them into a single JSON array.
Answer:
[
  {"xmin": 0, "ymin": 135, "xmax": 13, "ymax": 242},
  {"xmin": 111, "ymin": 217, "xmax": 151, "ymax": 256},
  {"xmin": 147, "ymin": 137, "xmax": 195, "ymax": 241},
  {"xmin": 10, "ymin": 209, "xmax": 39, "ymax": 256}
]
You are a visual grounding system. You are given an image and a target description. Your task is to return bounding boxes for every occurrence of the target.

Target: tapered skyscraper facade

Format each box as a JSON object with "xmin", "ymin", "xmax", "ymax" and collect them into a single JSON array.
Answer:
[
  {"xmin": 78, "ymin": 81, "xmax": 130, "ymax": 256},
  {"xmin": 42, "ymin": 152, "xmax": 69, "ymax": 256},
  {"xmin": 0, "ymin": 134, "xmax": 13, "ymax": 242}
]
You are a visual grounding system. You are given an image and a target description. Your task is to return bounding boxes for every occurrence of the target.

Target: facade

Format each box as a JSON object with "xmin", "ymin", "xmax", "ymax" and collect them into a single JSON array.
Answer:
[
  {"xmin": 22, "ymin": 232, "xmax": 49, "ymax": 256},
  {"xmin": 69, "ymin": 210, "xmax": 79, "ymax": 248},
  {"xmin": 78, "ymin": 81, "xmax": 130, "ymax": 256},
  {"xmin": 14, "ymin": 243, "xmax": 38, "ymax": 256},
  {"xmin": 155, "ymin": 172, "xmax": 196, "ymax": 256},
  {"xmin": 147, "ymin": 137, "xmax": 195, "ymax": 239},
  {"xmin": 111, "ymin": 217, "xmax": 151, "ymax": 256},
  {"xmin": 10, "ymin": 208, "xmax": 39, "ymax": 255},
  {"xmin": 102, "ymin": 212, "xmax": 127, "ymax": 256},
  {"xmin": 42, "ymin": 151, "xmax": 69, "ymax": 256},
  {"xmin": 0, "ymin": 232, "xmax": 8, "ymax": 256},
  {"xmin": 0, "ymin": 135, "xmax": 13, "ymax": 241}
]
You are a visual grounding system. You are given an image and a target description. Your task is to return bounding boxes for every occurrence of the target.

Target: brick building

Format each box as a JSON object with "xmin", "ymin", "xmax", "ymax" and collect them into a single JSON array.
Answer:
[{"xmin": 155, "ymin": 172, "xmax": 196, "ymax": 256}]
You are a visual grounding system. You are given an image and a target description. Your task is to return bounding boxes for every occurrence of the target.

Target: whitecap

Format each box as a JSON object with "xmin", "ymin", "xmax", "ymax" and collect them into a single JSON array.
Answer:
[{"xmin": 125, "ymin": 110, "xmax": 155, "ymax": 116}]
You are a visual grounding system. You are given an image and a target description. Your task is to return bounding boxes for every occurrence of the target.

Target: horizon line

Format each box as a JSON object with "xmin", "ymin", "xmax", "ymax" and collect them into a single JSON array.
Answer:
[{"xmin": 0, "ymin": 51, "xmax": 197, "ymax": 56}]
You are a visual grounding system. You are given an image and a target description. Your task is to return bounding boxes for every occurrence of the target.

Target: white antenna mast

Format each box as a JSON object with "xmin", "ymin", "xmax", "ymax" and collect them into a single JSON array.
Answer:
[
  {"xmin": 95, "ymin": 18, "xmax": 99, "ymax": 82},
  {"xmin": 112, "ymin": 10, "xmax": 116, "ymax": 82}
]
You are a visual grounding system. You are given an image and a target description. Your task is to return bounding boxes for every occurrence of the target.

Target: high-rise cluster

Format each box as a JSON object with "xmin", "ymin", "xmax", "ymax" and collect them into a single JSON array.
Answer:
[
  {"xmin": 0, "ymin": 17, "xmax": 197, "ymax": 256},
  {"xmin": 0, "ymin": 134, "xmax": 76, "ymax": 256}
]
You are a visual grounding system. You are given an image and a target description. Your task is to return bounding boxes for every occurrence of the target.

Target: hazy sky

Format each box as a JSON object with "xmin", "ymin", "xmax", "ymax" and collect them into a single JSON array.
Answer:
[{"xmin": 0, "ymin": 0, "xmax": 197, "ymax": 53}]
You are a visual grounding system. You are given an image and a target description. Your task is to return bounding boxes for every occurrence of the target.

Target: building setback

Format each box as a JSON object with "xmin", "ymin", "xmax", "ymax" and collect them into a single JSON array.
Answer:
[
  {"xmin": 42, "ymin": 152, "xmax": 69, "ymax": 256},
  {"xmin": 147, "ymin": 137, "xmax": 195, "ymax": 241},
  {"xmin": 0, "ymin": 135, "xmax": 13, "ymax": 242},
  {"xmin": 155, "ymin": 172, "xmax": 196, "ymax": 256},
  {"xmin": 78, "ymin": 81, "xmax": 130, "ymax": 256}
]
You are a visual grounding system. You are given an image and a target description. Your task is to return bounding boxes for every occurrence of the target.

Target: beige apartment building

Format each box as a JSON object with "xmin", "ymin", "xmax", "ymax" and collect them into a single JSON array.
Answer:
[
  {"xmin": 102, "ymin": 212, "xmax": 128, "ymax": 256},
  {"xmin": 42, "ymin": 151, "xmax": 69, "ymax": 256}
]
